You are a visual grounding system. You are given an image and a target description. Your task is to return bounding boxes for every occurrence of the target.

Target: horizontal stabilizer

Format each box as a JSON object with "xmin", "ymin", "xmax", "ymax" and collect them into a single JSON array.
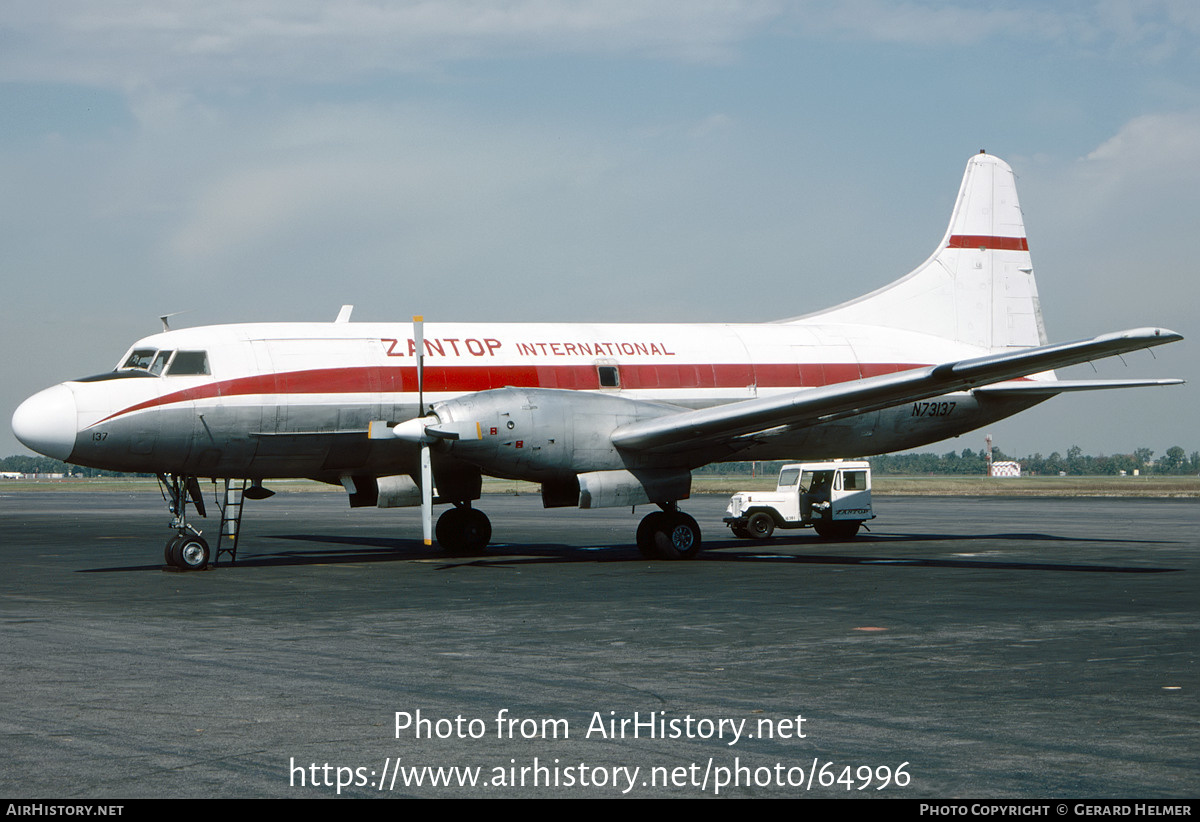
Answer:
[{"xmin": 976, "ymin": 379, "xmax": 1184, "ymax": 396}]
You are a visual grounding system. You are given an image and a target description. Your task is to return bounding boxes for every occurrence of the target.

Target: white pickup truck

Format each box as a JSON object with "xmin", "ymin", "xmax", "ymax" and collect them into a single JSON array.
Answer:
[{"xmin": 724, "ymin": 461, "xmax": 874, "ymax": 540}]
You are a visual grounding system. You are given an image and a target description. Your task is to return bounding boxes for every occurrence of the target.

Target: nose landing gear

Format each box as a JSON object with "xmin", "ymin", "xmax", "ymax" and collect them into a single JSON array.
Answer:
[
  {"xmin": 157, "ymin": 474, "xmax": 206, "ymax": 570},
  {"xmin": 159, "ymin": 474, "xmax": 210, "ymax": 571},
  {"xmin": 158, "ymin": 475, "xmax": 258, "ymax": 571}
]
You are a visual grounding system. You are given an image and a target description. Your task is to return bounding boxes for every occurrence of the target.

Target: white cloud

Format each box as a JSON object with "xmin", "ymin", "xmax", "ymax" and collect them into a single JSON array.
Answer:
[
  {"xmin": 0, "ymin": 0, "xmax": 784, "ymax": 91},
  {"xmin": 5, "ymin": 1, "xmax": 1197, "ymax": 106},
  {"xmin": 1083, "ymin": 110, "xmax": 1200, "ymax": 172},
  {"xmin": 1020, "ymin": 111, "xmax": 1200, "ymax": 344},
  {"xmin": 1043, "ymin": 110, "xmax": 1200, "ymax": 228}
]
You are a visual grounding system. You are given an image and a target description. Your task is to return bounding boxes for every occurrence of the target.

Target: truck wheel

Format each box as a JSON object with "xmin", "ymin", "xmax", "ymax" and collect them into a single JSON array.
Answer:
[
  {"xmin": 814, "ymin": 520, "xmax": 860, "ymax": 540},
  {"xmin": 746, "ymin": 512, "xmax": 775, "ymax": 540}
]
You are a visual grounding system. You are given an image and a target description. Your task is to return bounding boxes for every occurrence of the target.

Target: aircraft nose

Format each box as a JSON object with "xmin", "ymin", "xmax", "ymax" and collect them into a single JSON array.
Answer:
[{"xmin": 12, "ymin": 384, "xmax": 78, "ymax": 461}]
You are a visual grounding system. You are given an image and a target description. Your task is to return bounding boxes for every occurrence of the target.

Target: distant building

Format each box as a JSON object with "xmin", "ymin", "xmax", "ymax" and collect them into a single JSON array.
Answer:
[{"xmin": 990, "ymin": 461, "xmax": 1021, "ymax": 478}]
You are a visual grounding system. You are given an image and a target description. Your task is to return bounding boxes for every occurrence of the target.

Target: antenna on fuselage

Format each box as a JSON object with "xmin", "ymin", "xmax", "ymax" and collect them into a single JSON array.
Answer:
[{"xmin": 159, "ymin": 312, "xmax": 188, "ymax": 332}]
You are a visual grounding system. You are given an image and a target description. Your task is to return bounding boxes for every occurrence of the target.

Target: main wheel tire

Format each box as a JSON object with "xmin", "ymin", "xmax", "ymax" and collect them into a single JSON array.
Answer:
[
  {"xmin": 461, "ymin": 508, "xmax": 492, "ymax": 553},
  {"xmin": 435, "ymin": 507, "xmax": 462, "ymax": 550},
  {"xmin": 170, "ymin": 535, "xmax": 210, "ymax": 570},
  {"xmin": 435, "ymin": 507, "xmax": 491, "ymax": 554},
  {"xmin": 652, "ymin": 512, "xmax": 702, "ymax": 560},
  {"xmin": 636, "ymin": 511, "xmax": 669, "ymax": 558},
  {"xmin": 746, "ymin": 512, "xmax": 775, "ymax": 540},
  {"xmin": 813, "ymin": 520, "xmax": 861, "ymax": 540}
]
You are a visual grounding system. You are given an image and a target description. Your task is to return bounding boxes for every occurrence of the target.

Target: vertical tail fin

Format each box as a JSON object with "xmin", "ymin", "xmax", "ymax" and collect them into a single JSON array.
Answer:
[{"xmin": 790, "ymin": 152, "xmax": 1048, "ymax": 352}]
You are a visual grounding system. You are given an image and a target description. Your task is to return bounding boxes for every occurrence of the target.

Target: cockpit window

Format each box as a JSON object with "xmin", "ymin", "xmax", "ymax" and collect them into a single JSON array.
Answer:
[
  {"xmin": 117, "ymin": 347, "xmax": 210, "ymax": 377},
  {"xmin": 167, "ymin": 351, "xmax": 210, "ymax": 376},
  {"xmin": 149, "ymin": 350, "xmax": 173, "ymax": 376},
  {"xmin": 121, "ymin": 349, "xmax": 157, "ymax": 370}
]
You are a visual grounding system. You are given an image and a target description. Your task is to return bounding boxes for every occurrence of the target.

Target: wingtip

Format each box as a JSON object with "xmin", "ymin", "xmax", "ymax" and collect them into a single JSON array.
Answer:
[
  {"xmin": 1094, "ymin": 327, "xmax": 1184, "ymax": 345},
  {"xmin": 1131, "ymin": 327, "xmax": 1183, "ymax": 344}
]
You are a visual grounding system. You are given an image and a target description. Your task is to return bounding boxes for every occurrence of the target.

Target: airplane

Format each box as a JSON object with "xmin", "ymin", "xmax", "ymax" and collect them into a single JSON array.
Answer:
[{"xmin": 10, "ymin": 151, "xmax": 1183, "ymax": 569}]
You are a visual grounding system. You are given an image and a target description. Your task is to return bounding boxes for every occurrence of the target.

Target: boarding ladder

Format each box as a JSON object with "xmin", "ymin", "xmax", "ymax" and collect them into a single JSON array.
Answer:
[{"xmin": 214, "ymin": 479, "xmax": 248, "ymax": 565}]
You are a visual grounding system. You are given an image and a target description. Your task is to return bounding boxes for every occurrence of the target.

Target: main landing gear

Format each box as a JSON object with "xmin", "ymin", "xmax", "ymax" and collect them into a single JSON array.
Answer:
[
  {"xmin": 435, "ymin": 503, "xmax": 492, "ymax": 554},
  {"xmin": 428, "ymin": 500, "xmax": 703, "ymax": 560},
  {"xmin": 636, "ymin": 504, "xmax": 702, "ymax": 560}
]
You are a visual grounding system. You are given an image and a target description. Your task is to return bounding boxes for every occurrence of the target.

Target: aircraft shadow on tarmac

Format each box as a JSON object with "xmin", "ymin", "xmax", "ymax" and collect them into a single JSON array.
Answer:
[{"xmin": 80, "ymin": 530, "xmax": 1181, "ymax": 574}]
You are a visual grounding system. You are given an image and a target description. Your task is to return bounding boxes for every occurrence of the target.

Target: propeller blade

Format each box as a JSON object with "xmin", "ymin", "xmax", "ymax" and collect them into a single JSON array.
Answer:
[
  {"xmin": 413, "ymin": 315, "xmax": 424, "ymax": 415},
  {"xmin": 413, "ymin": 315, "xmax": 432, "ymax": 545},
  {"xmin": 420, "ymin": 442, "xmax": 433, "ymax": 545}
]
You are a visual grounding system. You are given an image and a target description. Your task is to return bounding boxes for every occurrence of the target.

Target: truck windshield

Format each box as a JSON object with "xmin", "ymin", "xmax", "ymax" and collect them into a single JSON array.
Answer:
[{"xmin": 777, "ymin": 468, "xmax": 800, "ymax": 487}]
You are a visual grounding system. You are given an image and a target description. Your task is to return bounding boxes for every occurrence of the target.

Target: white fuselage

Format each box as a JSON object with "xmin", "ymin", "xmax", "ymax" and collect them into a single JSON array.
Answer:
[{"xmin": 26, "ymin": 318, "xmax": 1042, "ymax": 482}]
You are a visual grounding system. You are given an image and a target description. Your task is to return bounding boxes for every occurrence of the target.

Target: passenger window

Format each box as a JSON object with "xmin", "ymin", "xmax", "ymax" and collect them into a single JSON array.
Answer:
[
  {"xmin": 168, "ymin": 351, "xmax": 210, "ymax": 376},
  {"xmin": 843, "ymin": 471, "xmax": 867, "ymax": 490},
  {"xmin": 597, "ymin": 365, "xmax": 620, "ymax": 388}
]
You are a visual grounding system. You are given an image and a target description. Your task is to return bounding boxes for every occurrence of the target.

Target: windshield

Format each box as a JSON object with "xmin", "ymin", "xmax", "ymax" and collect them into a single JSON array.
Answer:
[
  {"xmin": 118, "ymin": 348, "xmax": 210, "ymax": 376},
  {"xmin": 121, "ymin": 349, "xmax": 157, "ymax": 370},
  {"xmin": 149, "ymin": 350, "xmax": 172, "ymax": 375}
]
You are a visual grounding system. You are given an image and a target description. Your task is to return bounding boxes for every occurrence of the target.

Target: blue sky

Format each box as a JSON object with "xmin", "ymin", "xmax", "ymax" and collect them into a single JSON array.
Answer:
[{"xmin": 2, "ymin": 1, "xmax": 1196, "ymax": 459}]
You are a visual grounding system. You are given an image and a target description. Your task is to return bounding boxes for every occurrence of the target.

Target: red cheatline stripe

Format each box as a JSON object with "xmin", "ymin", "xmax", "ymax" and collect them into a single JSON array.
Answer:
[
  {"xmin": 947, "ymin": 234, "xmax": 1029, "ymax": 251},
  {"xmin": 94, "ymin": 361, "xmax": 927, "ymax": 424}
]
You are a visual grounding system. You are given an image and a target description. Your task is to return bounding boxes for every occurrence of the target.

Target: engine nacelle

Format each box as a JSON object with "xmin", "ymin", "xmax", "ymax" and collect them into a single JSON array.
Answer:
[
  {"xmin": 577, "ymin": 468, "xmax": 691, "ymax": 509},
  {"xmin": 341, "ymin": 474, "xmax": 423, "ymax": 508},
  {"xmin": 429, "ymin": 387, "xmax": 682, "ymax": 481}
]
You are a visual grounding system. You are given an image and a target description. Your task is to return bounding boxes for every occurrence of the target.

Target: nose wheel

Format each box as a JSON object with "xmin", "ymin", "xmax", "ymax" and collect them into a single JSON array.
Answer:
[
  {"xmin": 159, "ymin": 473, "xmax": 212, "ymax": 571},
  {"xmin": 166, "ymin": 534, "xmax": 211, "ymax": 570}
]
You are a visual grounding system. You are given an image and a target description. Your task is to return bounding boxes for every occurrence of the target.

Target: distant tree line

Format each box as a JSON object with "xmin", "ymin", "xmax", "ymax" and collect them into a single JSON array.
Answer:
[
  {"xmin": 0, "ymin": 455, "xmax": 151, "ymax": 478},
  {"xmin": 693, "ymin": 445, "xmax": 1199, "ymax": 477},
  {"xmin": 5, "ymin": 445, "xmax": 1198, "ymax": 479}
]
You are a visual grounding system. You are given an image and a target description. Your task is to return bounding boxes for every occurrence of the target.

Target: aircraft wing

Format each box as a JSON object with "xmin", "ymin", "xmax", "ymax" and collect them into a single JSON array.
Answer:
[{"xmin": 610, "ymin": 327, "xmax": 1183, "ymax": 454}]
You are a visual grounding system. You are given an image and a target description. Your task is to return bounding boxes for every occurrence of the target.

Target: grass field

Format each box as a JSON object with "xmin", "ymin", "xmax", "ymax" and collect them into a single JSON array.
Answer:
[{"xmin": 4, "ymin": 474, "xmax": 1199, "ymax": 497}]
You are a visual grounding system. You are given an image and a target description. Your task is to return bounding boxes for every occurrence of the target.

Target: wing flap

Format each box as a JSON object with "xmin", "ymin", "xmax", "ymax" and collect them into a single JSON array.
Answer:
[{"xmin": 610, "ymin": 327, "xmax": 1182, "ymax": 453}]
